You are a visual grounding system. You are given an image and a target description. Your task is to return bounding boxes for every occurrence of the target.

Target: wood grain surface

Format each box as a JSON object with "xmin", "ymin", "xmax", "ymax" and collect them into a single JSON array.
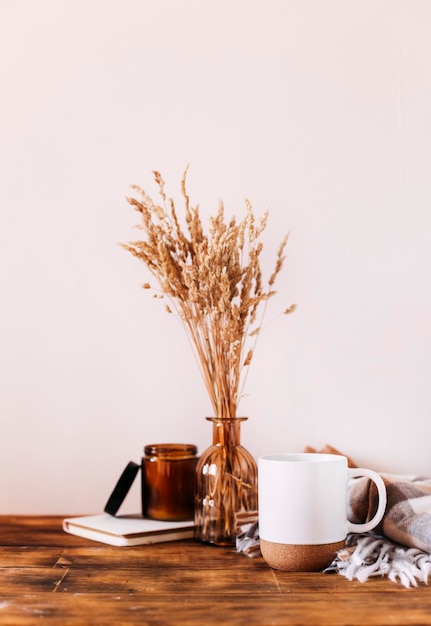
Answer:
[{"xmin": 1, "ymin": 516, "xmax": 431, "ymax": 625}]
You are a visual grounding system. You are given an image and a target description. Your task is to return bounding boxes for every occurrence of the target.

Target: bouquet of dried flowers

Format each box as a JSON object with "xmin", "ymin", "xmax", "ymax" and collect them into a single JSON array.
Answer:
[{"xmin": 122, "ymin": 168, "xmax": 295, "ymax": 418}]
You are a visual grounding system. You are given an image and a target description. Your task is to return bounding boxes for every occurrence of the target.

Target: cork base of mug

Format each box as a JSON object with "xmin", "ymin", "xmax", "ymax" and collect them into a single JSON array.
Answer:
[{"xmin": 260, "ymin": 538, "xmax": 345, "ymax": 572}]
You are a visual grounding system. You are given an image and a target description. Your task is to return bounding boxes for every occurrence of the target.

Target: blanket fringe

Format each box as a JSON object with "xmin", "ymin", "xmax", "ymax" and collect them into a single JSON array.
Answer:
[
  {"xmin": 235, "ymin": 514, "xmax": 431, "ymax": 588},
  {"xmin": 235, "ymin": 511, "xmax": 261, "ymax": 558},
  {"xmin": 326, "ymin": 533, "xmax": 431, "ymax": 588}
]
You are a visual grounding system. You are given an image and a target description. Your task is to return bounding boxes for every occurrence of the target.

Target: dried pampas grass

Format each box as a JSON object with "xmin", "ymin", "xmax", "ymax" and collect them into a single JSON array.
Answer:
[{"xmin": 122, "ymin": 168, "xmax": 294, "ymax": 418}]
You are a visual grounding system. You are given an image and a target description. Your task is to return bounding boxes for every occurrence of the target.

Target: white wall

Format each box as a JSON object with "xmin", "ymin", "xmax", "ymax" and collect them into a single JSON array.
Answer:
[{"xmin": 1, "ymin": 0, "xmax": 430, "ymax": 514}]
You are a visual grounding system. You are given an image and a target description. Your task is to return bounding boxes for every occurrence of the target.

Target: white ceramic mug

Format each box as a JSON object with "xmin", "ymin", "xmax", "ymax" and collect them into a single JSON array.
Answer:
[{"xmin": 258, "ymin": 453, "xmax": 387, "ymax": 571}]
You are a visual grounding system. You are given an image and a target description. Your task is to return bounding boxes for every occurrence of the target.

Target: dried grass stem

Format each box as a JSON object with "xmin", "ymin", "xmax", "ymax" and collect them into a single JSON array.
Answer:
[{"xmin": 122, "ymin": 169, "xmax": 292, "ymax": 417}]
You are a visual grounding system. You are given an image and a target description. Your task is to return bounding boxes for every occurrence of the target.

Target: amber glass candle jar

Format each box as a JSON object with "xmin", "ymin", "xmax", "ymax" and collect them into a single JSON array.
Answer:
[{"xmin": 142, "ymin": 444, "xmax": 198, "ymax": 521}]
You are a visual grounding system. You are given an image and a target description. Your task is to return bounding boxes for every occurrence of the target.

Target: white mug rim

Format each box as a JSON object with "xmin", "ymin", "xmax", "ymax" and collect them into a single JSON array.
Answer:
[{"xmin": 259, "ymin": 452, "xmax": 347, "ymax": 464}]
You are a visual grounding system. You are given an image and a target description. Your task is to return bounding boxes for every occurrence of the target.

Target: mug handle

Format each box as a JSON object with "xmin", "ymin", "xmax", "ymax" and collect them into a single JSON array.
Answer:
[{"xmin": 346, "ymin": 467, "xmax": 387, "ymax": 534}]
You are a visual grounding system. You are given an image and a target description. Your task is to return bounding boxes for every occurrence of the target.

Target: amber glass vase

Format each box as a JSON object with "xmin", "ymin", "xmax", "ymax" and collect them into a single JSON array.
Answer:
[{"xmin": 194, "ymin": 417, "xmax": 258, "ymax": 546}]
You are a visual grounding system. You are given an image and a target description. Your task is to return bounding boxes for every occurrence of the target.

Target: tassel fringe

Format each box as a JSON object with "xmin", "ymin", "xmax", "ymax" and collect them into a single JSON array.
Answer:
[
  {"xmin": 235, "ymin": 513, "xmax": 431, "ymax": 588},
  {"xmin": 326, "ymin": 533, "xmax": 431, "ymax": 588}
]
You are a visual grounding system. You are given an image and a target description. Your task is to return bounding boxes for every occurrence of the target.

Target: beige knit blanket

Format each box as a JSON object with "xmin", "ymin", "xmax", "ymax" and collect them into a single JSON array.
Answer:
[{"xmin": 236, "ymin": 446, "xmax": 431, "ymax": 587}]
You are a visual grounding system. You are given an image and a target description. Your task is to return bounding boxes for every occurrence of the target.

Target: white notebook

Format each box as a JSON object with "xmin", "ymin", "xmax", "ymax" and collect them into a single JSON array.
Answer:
[{"xmin": 63, "ymin": 513, "xmax": 195, "ymax": 547}]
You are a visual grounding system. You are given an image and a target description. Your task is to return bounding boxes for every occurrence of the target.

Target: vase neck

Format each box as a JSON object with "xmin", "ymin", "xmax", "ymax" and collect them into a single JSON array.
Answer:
[{"xmin": 206, "ymin": 417, "xmax": 247, "ymax": 447}]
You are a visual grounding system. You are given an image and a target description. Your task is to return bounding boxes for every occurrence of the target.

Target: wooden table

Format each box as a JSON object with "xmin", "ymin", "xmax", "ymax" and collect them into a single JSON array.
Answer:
[{"xmin": 1, "ymin": 516, "xmax": 431, "ymax": 625}]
